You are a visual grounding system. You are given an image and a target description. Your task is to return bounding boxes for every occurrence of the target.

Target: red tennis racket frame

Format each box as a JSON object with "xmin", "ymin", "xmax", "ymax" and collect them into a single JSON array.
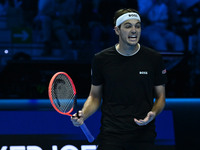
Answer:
[
  {"xmin": 48, "ymin": 72, "xmax": 94, "ymax": 143},
  {"xmin": 48, "ymin": 72, "xmax": 76, "ymax": 116}
]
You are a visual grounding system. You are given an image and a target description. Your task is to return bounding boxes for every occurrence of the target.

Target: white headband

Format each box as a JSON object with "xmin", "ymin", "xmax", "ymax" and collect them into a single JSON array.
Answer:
[{"xmin": 116, "ymin": 12, "xmax": 141, "ymax": 27}]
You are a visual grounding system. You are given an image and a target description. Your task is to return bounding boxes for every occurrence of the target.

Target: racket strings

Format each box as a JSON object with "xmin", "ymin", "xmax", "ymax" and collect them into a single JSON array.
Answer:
[
  {"xmin": 53, "ymin": 81, "xmax": 74, "ymax": 113},
  {"xmin": 51, "ymin": 74, "xmax": 75, "ymax": 113}
]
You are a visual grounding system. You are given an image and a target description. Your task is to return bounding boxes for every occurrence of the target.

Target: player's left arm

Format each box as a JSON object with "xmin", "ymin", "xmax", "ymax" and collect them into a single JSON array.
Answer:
[
  {"xmin": 134, "ymin": 84, "xmax": 166, "ymax": 126},
  {"xmin": 151, "ymin": 84, "xmax": 166, "ymax": 116}
]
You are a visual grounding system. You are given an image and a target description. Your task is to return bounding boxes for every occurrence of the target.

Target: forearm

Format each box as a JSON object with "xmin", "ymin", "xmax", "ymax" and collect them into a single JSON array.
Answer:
[
  {"xmin": 152, "ymin": 94, "xmax": 166, "ymax": 116},
  {"xmin": 152, "ymin": 85, "xmax": 166, "ymax": 116},
  {"xmin": 81, "ymin": 95, "xmax": 101, "ymax": 121}
]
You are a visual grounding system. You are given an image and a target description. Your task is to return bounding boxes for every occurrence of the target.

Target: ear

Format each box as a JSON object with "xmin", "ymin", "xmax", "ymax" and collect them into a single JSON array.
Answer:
[{"xmin": 114, "ymin": 26, "xmax": 120, "ymax": 35}]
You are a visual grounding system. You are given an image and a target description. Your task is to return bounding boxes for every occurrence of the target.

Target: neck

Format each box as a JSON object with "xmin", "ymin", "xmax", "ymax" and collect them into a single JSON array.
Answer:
[{"xmin": 116, "ymin": 43, "xmax": 140, "ymax": 56}]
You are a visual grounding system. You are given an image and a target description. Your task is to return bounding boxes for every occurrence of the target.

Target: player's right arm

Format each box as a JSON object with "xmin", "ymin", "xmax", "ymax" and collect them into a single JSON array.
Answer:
[{"xmin": 71, "ymin": 84, "xmax": 102, "ymax": 127}]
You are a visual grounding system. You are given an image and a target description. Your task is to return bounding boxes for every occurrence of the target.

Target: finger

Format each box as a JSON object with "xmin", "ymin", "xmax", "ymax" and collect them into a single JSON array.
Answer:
[
  {"xmin": 142, "ymin": 117, "xmax": 149, "ymax": 123},
  {"xmin": 72, "ymin": 113, "xmax": 78, "ymax": 118},
  {"xmin": 134, "ymin": 118, "xmax": 139, "ymax": 123},
  {"xmin": 134, "ymin": 118, "xmax": 143, "ymax": 124},
  {"xmin": 134, "ymin": 118, "xmax": 147, "ymax": 126},
  {"xmin": 77, "ymin": 110, "xmax": 84, "ymax": 117},
  {"xmin": 71, "ymin": 116, "xmax": 78, "ymax": 123},
  {"xmin": 71, "ymin": 118, "xmax": 83, "ymax": 127},
  {"xmin": 135, "ymin": 121, "xmax": 146, "ymax": 126}
]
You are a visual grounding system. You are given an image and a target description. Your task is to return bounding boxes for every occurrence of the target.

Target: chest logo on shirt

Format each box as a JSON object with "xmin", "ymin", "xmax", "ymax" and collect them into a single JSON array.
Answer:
[{"xmin": 139, "ymin": 71, "xmax": 148, "ymax": 75}]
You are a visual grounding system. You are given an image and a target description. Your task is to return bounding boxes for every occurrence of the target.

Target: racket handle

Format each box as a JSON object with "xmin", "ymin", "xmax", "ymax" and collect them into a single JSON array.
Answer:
[{"xmin": 80, "ymin": 123, "xmax": 95, "ymax": 143}]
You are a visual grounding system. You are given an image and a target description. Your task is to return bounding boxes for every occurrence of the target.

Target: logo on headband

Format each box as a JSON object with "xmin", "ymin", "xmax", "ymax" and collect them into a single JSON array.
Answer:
[{"xmin": 129, "ymin": 14, "xmax": 138, "ymax": 17}]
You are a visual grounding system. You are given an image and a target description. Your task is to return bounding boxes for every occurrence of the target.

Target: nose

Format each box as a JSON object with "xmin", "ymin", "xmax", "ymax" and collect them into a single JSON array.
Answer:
[{"xmin": 131, "ymin": 27, "xmax": 136, "ymax": 33}]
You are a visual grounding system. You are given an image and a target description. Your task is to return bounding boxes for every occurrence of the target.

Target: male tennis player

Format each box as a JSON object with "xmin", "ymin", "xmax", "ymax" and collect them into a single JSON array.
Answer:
[{"xmin": 71, "ymin": 8, "xmax": 167, "ymax": 150}]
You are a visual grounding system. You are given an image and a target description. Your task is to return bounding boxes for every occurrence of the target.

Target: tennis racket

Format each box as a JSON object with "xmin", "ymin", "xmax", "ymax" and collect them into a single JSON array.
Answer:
[{"xmin": 48, "ymin": 72, "xmax": 94, "ymax": 143}]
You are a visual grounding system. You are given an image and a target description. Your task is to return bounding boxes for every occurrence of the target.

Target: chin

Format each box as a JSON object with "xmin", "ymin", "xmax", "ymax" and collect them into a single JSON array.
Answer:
[{"xmin": 128, "ymin": 42, "xmax": 138, "ymax": 46}]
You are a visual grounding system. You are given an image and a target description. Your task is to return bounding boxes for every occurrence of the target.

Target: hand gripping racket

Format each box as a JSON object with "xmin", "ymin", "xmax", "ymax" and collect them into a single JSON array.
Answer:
[{"xmin": 48, "ymin": 72, "xmax": 94, "ymax": 143}]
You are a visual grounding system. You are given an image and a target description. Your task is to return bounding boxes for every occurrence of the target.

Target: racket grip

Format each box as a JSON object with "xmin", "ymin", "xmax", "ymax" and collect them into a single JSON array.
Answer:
[{"xmin": 80, "ymin": 123, "xmax": 95, "ymax": 143}]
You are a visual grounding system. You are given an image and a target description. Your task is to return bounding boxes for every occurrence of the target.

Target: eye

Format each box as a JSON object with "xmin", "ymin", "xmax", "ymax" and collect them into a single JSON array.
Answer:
[
  {"xmin": 124, "ymin": 24, "xmax": 132, "ymax": 28},
  {"xmin": 135, "ymin": 23, "xmax": 141, "ymax": 29}
]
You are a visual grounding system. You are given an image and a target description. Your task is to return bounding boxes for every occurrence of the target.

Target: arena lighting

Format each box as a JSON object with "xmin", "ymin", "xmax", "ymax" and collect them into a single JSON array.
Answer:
[
  {"xmin": 4, "ymin": 49, "xmax": 9, "ymax": 54},
  {"xmin": 1, "ymin": 98, "xmax": 200, "ymax": 107},
  {"xmin": 0, "ymin": 145, "xmax": 97, "ymax": 150},
  {"xmin": 151, "ymin": 98, "xmax": 200, "ymax": 103},
  {"xmin": 165, "ymin": 98, "xmax": 200, "ymax": 103}
]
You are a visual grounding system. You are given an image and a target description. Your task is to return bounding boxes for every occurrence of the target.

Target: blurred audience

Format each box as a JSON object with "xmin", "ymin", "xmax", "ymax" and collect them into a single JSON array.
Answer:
[
  {"xmin": 20, "ymin": 0, "xmax": 38, "ymax": 28},
  {"xmin": 34, "ymin": 0, "xmax": 79, "ymax": 58},
  {"xmin": 0, "ymin": 0, "xmax": 23, "ymax": 28},
  {"xmin": 0, "ymin": 0, "xmax": 198, "ymax": 56},
  {"xmin": 138, "ymin": 0, "xmax": 185, "ymax": 52},
  {"xmin": 0, "ymin": 0, "xmax": 7, "ymax": 16}
]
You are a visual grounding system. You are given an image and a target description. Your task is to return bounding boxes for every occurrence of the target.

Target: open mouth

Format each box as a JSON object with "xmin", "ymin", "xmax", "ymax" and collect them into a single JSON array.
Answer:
[{"xmin": 128, "ymin": 35, "xmax": 137, "ymax": 41}]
